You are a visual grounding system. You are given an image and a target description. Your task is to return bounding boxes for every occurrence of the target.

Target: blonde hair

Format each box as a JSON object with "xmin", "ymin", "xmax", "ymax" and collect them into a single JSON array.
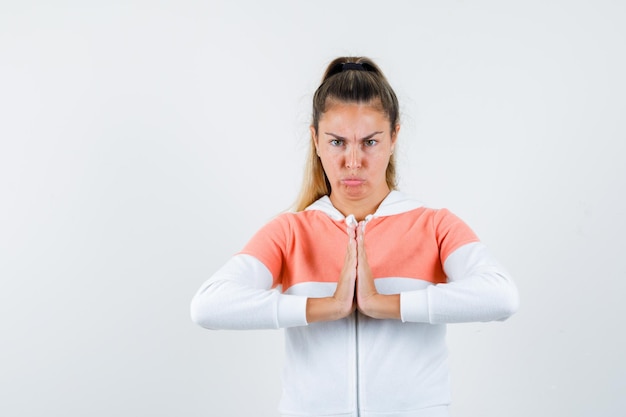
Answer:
[{"xmin": 294, "ymin": 57, "xmax": 400, "ymax": 212}]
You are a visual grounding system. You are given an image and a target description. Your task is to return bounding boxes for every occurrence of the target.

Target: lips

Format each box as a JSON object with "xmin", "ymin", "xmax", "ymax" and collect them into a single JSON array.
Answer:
[{"xmin": 341, "ymin": 177, "xmax": 365, "ymax": 187}]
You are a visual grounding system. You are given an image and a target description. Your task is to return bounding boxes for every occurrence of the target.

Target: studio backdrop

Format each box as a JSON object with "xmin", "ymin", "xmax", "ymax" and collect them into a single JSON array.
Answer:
[{"xmin": 1, "ymin": 1, "xmax": 624, "ymax": 416}]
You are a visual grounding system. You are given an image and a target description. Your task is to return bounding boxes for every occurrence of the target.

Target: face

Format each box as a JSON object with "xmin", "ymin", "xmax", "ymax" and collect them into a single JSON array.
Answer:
[{"xmin": 312, "ymin": 101, "xmax": 399, "ymax": 208}]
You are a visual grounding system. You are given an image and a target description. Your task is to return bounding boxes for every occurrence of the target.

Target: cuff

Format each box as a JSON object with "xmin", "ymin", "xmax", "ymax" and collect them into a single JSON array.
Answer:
[
  {"xmin": 277, "ymin": 294, "xmax": 309, "ymax": 328},
  {"xmin": 400, "ymin": 289, "xmax": 431, "ymax": 323}
]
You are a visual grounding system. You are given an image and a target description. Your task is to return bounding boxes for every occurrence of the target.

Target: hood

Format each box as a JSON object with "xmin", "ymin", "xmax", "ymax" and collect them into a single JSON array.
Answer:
[{"xmin": 304, "ymin": 190, "xmax": 424, "ymax": 221}]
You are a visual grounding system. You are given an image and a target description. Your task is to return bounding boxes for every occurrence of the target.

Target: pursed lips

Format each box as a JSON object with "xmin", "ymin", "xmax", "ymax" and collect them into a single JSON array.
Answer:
[{"xmin": 341, "ymin": 177, "xmax": 366, "ymax": 186}]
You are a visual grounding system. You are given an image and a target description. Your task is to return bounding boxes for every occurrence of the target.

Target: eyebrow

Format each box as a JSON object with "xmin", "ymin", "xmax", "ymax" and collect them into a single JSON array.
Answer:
[{"xmin": 324, "ymin": 131, "xmax": 384, "ymax": 141}]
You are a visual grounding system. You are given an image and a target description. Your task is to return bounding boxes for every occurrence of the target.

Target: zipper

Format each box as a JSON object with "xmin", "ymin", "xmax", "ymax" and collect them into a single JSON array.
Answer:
[
  {"xmin": 355, "ymin": 311, "xmax": 360, "ymax": 416},
  {"xmin": 345, "ymin": 214, "xmax": 372, "ymax": 416},
  {"xmin": 354, "ymin": 311, "xmax": 361, "ymax": 417}
]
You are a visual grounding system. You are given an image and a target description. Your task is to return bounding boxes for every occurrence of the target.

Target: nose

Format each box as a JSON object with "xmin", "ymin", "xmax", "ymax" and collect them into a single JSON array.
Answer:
[{"xmin": 345, "ymin": 144, "xmax": 362, "ymax": 169}]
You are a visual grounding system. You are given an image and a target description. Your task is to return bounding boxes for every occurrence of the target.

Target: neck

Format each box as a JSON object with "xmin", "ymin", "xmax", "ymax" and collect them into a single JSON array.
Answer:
[{"xmin": 330, "ymin": 189, "xmax": 391, "ymax": 222}]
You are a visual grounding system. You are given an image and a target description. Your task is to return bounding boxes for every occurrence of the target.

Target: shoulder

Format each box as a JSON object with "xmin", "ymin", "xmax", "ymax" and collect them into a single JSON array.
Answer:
[
  {"xmin": 376, "ymin": 191, "xmax": 457, "ymax": 224},
  {"xmin": 251, "ymin": 210, "xmax": 327, "ymax": 238},
  {"xmin": 387, "ymin": 198, "xmax": 479, "ymax": 246},
  {"xmin": 381, "ymin": 192, "xmax": 467, "ymax": 227}
]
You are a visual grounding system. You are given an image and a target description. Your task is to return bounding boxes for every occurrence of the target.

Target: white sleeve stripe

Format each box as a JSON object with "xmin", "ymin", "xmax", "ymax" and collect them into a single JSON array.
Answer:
[
  {"xmin": 400, "ymin": 242, "xmax": 519, "ymax": 324},
  {"xmin": 190, "ymin": 254, "xmax": 308, "ymax": 330}
]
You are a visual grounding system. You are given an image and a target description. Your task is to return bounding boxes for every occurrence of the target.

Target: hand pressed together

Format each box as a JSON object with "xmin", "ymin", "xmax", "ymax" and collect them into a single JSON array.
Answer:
[{"xmin": 306, "ymin": 221, "xmax": 401, "ymax": 323}]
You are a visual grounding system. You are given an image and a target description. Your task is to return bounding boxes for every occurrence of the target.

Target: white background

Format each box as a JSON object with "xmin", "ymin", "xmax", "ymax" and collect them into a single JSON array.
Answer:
[{"xmin": 1, "ymin": 1, "xmax": 625, "ymax": 416}]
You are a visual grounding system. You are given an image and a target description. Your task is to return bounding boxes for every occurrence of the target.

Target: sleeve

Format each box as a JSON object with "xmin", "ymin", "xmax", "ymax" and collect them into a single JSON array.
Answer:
[
  {"xmin": 400, "ymin": 210, "xmax": 519, "ymax": 324},
  {"xmin": 190, "ymin": 216, "xmax": 309, "ymax": 330}
]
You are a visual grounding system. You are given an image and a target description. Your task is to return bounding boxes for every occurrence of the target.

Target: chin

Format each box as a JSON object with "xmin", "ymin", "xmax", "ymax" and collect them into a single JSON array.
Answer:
[{"xmin": 342, "ymin": 186, "xmax": 368, "ymax": 199}]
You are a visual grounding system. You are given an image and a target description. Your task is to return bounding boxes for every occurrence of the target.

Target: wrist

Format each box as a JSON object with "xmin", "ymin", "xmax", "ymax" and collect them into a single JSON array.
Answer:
[
  {"xmin": 306, "ymin": 297, "xmax": 353, "ymax": 323},
  {"xmin": 359, "ymin": 293, "xmax": 401, "ymax": 320}
]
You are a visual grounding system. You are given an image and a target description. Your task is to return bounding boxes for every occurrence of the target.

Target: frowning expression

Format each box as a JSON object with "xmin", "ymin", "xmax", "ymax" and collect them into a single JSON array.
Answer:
[{"xmin": 312, "ymin": 100, "xmax": 399, "ymax": 206}]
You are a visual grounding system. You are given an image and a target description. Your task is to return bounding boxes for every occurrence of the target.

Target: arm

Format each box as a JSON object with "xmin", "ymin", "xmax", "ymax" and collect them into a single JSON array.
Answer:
[
  {"xmin": 353, "ymin": 211, "xmax": 517, "ymax": 323},
  {"xmin": 191, "ymin": 216, "xmax": 358, "ymax": 329},
  {"xmin": 190, "ymin": 254, "xmax": 308, "ymax": 330},
  {"xmin": 400, "ymin": 241, "xmax": 519, "ymax": 324}
]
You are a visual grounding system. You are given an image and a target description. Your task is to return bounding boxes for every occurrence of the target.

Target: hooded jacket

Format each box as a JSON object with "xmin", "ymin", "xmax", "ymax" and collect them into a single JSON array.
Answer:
[{"xmin": 190, "ymin": 191, "xmax": 519, "ymax": 417}]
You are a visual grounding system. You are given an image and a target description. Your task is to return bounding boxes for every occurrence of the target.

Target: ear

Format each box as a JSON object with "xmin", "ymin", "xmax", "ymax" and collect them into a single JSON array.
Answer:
[
  {"xmin": 310, "ymin": 126, "xmax": 320, "ymax": 155},
  {"xmin": 390, "ymin": 124, "xmax": 400, "ymax": 153}
]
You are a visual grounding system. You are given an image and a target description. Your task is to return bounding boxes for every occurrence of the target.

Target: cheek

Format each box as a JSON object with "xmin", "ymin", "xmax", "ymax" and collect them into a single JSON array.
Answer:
[
  {"xmin": 320, "ymin": 152, "xmax": 343, "ymax": 167},
  {"xmin": 317, "ymin": 155, "xmax": 337, "ymax": 176},
  {"xmin": 372, "ymin": 155, "xmax": 392, "ymax": 176},
  {"xmin": 368, "ymin": 151, "xmax": 390, "ymax": 166}
]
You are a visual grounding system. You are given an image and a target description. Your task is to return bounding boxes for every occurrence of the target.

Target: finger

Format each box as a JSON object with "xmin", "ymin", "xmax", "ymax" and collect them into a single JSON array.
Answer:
[
  {"xmin": 356, "ymin": 221, "xmax": 367, "ymax": 257},
  {"xmin": 356, "ymin": 222, "xmax": 373, "ymax": 288},
  {"xmin": 346, "ymin": 235, "xmax": 357, "ymax": 268},
  {"xmin": 347, "ymin": 223, "xmax": 357, "ymax": 242},
  {"xmin": 342, "ymin": 228, "xmax": 358, "ymax": 275},
  {"xmin": 345, "ymin": 214, "xmax": 358, "ymax": 236}
]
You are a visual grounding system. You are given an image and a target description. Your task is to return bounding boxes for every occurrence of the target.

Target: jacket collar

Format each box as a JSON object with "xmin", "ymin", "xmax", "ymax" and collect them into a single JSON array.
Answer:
[{"xmin": 304, "ymin": 190, "xmax": 424, "ymax": 221}]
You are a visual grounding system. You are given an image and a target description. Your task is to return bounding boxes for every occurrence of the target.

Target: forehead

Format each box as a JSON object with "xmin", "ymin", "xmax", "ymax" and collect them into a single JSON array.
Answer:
[{"xmin": 319, "ymin": 100, "xmax": 390, "ymax": 131}]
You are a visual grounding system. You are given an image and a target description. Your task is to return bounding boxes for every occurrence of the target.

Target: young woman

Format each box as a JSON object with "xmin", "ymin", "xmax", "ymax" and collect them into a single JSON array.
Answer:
[{"xmin": 191, "ymin": 57, "xmax": 519, "ymax": 417}]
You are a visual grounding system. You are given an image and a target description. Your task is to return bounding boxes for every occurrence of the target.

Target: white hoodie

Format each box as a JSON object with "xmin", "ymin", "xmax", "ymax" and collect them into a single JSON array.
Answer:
[{"xmin": 191, "ymin": 191, "xmax": 519, "ymax": 417}]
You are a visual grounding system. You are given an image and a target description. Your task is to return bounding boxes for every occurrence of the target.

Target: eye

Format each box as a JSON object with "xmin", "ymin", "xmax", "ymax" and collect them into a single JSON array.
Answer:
[
  {"xmin": 330, "ymin": 139, "xmax": 344, "ymax": 146},
  {"xmin": 363, "ymin": 139, "xmax": 378, "ymax": 147}
]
